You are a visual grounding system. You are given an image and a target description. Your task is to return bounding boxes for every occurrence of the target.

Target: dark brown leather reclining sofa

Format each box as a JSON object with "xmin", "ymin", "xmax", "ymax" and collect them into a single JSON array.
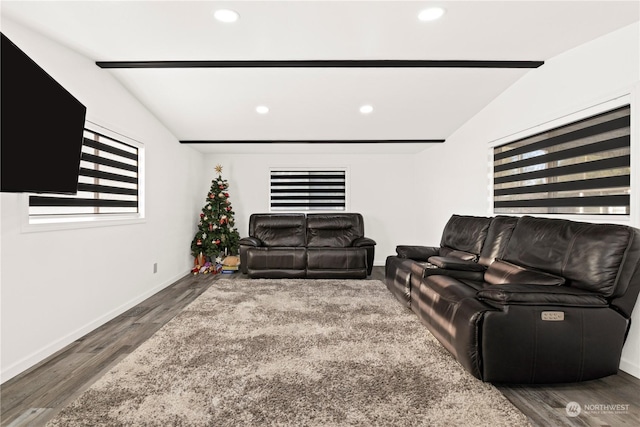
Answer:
[
  {"xmin": 385, "ymin": 214, "xmax": 640, "ymax": 383},
  {"xmin": 239, "ymin": 213, "xmax": 376, "ymax": 279}
]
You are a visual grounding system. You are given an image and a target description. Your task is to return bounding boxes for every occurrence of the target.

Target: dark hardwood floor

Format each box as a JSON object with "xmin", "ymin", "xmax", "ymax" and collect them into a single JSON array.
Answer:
[{"xmin": 2, "ymin": 267, "xmax": 639, "ymax": 426}]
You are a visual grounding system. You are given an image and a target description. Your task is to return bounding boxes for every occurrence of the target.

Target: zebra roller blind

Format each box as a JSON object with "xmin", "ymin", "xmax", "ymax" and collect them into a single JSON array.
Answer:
[
  {"xmin": 493, "ymin": 105, "xmax": 631, "ymax": 215},
  {"xmin": 270, "ymin": 169, "xmax": 346, "ymax": 211},
  {"xmin": 29, "ymin": 128, "xmax": 139, "ymax": 218}
]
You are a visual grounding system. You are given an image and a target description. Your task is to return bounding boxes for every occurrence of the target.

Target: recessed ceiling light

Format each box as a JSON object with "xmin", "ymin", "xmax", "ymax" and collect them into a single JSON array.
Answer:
[
  {"xmin": 213, "ymin": 9, "xmax": 240, "ymax": 23},
  {"xmin": 256, "ymin": 105, "xmax": 269, "ymax": 114},
  {"xmin": 418, "ymin": 7, "xmax": 445, "ymax": 22},
  {"xmin": 359, "ymin": 105, "xmax": 374, "ymax": 114}
]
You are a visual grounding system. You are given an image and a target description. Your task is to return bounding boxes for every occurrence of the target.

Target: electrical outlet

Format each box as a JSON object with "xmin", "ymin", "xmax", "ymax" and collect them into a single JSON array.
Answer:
[{"xmin": 153, "ymin": 263, "xmax": 158, "ymax": 274}]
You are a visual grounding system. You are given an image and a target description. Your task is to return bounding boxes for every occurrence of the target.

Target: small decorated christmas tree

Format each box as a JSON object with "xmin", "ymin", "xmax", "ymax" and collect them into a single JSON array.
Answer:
[{"xmin": 191, "ymin": 165, "xmax": 241, "ymax": 267}]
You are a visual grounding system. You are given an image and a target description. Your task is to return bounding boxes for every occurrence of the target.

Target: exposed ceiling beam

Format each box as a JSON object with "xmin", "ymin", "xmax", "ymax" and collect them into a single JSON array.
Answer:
[
  {"xmin": 96, "ymin": 59, "xmax": 544, "ymax": 69},
  {"xmin": 180, "ymin": 139, "xmax": 446, "ymax": 144}
]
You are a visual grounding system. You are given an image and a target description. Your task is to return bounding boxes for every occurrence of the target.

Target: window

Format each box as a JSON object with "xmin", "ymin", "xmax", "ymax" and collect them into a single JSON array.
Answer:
[
  {"xmin": 493, "ymin": 105, "xmax": 630, "ymax": 215},
  {"xmin": 28, "ymin": 127, "xmax": 141, "ymax": 223},
  {"xmin": 270, "ymin": 169, "xmax": 346, "ymax": 211}
]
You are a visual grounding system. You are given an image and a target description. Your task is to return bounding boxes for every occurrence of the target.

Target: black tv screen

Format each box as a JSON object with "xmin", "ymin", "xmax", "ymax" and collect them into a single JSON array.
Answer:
[{"xmin": 1, "ymin": 32, "xmax": 87, "ymax": 194}]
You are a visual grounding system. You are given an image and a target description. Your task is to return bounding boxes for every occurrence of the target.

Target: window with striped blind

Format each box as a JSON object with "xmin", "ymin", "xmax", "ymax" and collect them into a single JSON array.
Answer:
[
  {"xmin": 493, "ymin": 105, "xmax": 631, "ymax": 215},
  {"xmin": 29, "ymin": 128, "xmax": 140, "ymax": 220},
  {"xmin": 270, "ymin": 169, "xmax": 346, "ymax": 211}
]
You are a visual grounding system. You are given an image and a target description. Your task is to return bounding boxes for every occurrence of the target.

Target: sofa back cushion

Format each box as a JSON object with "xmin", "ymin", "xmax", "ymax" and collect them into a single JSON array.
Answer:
[
  {"xmin": 478, "ymin": 216, "xmax": 519, "ymax": 267},
  {"xmin": 249, "ymin": 213, "xmax": 306, "ymax": 247},
  {"xmin": 306, "ymin": 213, "xmax": 364, "ymax": 247},
  {"xmin": 503, "ymin": 216, "xmax": 636, "ymax": 297},
  {"xmin": 440, "ymin": 215, "xmax": 492, "ymax": 255}
]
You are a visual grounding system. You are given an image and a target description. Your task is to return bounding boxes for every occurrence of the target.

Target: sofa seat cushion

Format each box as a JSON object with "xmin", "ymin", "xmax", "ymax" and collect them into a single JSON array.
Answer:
[
  {"xmin": 245, "ymin": 247, "xmax": 306, "ymax": 270},
  {"xmin": 412, "ymin": 275, "xmax": 476, "ymax": 328},
  {"xmin": 307, "ymin": 247, "xmax": 367, "ymax": 270},
  {"xmin": 421, "ymin": 275, "xmax": 480, "ymax": 302},
  {"xmin": 477, "ymin": 284, "xmax": 608, "ymax": 307},
  {"xmin": 485, "ymin": 259, "xmax": 565, "ymax": 286}
]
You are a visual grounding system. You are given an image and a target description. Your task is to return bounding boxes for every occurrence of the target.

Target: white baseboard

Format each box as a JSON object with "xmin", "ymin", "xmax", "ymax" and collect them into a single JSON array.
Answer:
[
  {"xmin": 619, "ymin": 357, "xmax": 640, "ymax": 379},
  {"xmin": 0, "ymin": 269, "xmax": 190, "ymax": 384}
]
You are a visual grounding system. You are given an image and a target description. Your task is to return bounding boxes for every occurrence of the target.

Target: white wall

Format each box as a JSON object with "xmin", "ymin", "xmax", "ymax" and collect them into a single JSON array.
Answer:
[
  {"xmin": 202, "ymin": 153, "xmax": 422, "ymax": 267},
  {"xmin": 414, "ymin": 22, "xmax": 640, "ymax": 377},
  {"xmin": 0, "ymin": 18, "xmax": 205, "ymax": 381}
]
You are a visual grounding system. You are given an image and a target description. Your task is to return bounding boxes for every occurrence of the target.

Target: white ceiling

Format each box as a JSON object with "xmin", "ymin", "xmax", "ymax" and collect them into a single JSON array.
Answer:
[{"xmin": 2, "ymin": 1, "xmax": 639, "ymax": 154}]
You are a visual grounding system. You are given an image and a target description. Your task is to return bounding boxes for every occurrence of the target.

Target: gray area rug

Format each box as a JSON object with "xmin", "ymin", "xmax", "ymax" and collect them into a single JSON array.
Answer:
[{"xmin": 47, "ymin": 279, "xmax": 530, "ymax": 426}]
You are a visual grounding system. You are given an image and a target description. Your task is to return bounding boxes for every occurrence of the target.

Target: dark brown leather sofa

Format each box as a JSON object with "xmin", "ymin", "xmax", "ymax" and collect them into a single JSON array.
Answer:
[
  {"xmin": 239, "ymin": 213, "xmax": 376, "ymax": 279},
  {"xmin": 385, "ymin": 214, "xmax": 640, "ymax": 383}
]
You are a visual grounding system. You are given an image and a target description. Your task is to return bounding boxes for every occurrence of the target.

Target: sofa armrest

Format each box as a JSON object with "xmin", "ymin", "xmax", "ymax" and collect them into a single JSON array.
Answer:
[
  {"xmin": 239, "ymin": 237, "xmax": 262, "ymax": 247},
  {"xmin": 422, "ymin": 267, "xmax": 485, "ymax": 281},
  {"xmin": 396, "ymin": 245, "xmax": 439, "ymax": 261},
  {"xmin": 477, "ymin": 284, "xmax": 608, "ymax": 307},
  {"xmin": 427, "ymin": 256, "xmax": 486, "ymax": 272},
  {"xmin": 353, "ymin": 237, "xmax": 376, "ymax": 247}
]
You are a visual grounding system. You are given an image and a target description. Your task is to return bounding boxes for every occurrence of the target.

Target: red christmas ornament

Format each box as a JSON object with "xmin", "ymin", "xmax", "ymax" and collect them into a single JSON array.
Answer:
[
  {"xmin": 224, "ymin": 192, "xmax": 229, "ymax": 197},
  {"xmin": 196, "ymin": 239, "xmax": 202, "ymax": 245},
  {"xmin": 208, "ymin": 223, "xmax": 213, "ymax": 231},
  {"xmin": 214, "ymin": 239, "xmax": 221, "ymax": 245},
  {"xmin": 199, "ymin": 213, "xmax": 204, "ymax": 219},
  {"xmin": 209, "ymin": 193, "xmax": 214, "ymax": 199},
  {"xmin": 219, "ymin": 185, "xmax": 224, "ymax": 189},
  {"xmin": 220, "ymin": 218, "xmax": 227, "ymax": 225},
  {"xmin": 226, "ymin": 206, "xmax": 231, "ymax": 212}
]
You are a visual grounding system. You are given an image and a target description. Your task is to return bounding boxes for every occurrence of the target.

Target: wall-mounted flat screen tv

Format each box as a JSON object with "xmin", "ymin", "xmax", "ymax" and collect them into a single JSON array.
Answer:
[{"xmin": 1, "ymin": 32, "xmax": 87, "ymax": 194}]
